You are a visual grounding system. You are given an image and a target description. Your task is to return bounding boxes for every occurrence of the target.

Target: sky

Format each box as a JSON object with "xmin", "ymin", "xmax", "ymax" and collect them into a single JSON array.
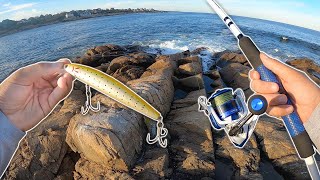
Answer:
[{"xmin": 0, "ymin": 0, "xmax": 319, "ymax": 31}]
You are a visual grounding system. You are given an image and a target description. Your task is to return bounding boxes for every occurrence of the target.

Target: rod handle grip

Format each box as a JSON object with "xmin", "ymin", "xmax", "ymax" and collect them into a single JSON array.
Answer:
[{"xmin": 239, "ymin": 36, "xmax": 314, "ymax": 158}]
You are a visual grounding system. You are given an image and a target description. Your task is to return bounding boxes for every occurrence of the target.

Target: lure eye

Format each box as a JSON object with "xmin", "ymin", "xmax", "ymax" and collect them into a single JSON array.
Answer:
[{"xmin": 64, "ymin": 64, "xmax": 69, "ymax": 69}]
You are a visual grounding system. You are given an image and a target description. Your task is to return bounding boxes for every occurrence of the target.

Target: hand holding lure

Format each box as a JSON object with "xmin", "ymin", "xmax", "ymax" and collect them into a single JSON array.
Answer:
[
  {"xmin": 206, "ymin": 0, "xmax": 319, "ymax": 179},
  {"xmin": 64, "ymin": 63, "xmax": 168, "ymax": 148}
]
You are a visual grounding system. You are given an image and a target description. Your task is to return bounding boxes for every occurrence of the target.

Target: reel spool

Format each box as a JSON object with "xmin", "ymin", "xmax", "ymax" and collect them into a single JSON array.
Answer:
[
  {"xmin": 209, "ymin": 89, "xmax": 240, "ymax": 121},
  {"xmin": 198, "ymin": 88, "xmax": 267, "ymax": 148}
]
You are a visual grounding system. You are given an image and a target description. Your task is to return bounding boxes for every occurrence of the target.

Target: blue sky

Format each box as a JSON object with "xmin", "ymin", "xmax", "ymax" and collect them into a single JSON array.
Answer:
[{"xmin": 0, "ymin": 0, "xmax": 319, "ymax": 31}]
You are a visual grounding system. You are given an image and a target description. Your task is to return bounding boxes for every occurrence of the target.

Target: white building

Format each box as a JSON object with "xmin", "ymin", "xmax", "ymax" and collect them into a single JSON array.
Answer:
[{"xmin": 65, "ymin": 13, "xmax": 75, "ymax": 19}]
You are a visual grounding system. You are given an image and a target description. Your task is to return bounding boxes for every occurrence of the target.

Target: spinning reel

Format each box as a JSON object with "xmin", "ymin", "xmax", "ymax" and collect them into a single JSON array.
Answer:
[{"xmin": 198, "ymin": 88, "xmax": 267, "ymax": 148}]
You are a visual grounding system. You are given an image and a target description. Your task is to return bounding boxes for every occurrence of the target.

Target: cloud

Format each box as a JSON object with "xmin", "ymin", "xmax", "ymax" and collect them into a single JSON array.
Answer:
[
  {"xmin": 0, "ymin": 3, "xmax": 37, "ymax": 15},
  {"xmin": 3, "ymin": 2, "xmax": 11, "ymax": 7},
  {"xmin": 10, "ymin": 8, "xmax": 42, "ymax": 20},
  {"xmin": 104, "ymin": 1, "xmax": 135, "ymax": 8}
]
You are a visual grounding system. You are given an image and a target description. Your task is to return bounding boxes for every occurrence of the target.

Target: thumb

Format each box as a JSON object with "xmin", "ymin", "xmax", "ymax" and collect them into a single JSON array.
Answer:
[
  {"xmin": 260, "ymin": 53, "xmax": 299, "ymax": 79},
  {"xmin": 48, "ymin": 73, "xmax": 74, "ymax": 108}
]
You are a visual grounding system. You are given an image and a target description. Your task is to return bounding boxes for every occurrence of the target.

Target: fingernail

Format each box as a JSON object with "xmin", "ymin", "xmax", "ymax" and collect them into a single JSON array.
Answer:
[{"xmin": 278, "ymin": 96, "xmax": 287, "ymax": 104}]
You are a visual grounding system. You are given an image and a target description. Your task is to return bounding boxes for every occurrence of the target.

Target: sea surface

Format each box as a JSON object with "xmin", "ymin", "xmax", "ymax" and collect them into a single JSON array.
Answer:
[{"xmin": 0, "ymin": 12, "xmax": 319, "ymax": 81}]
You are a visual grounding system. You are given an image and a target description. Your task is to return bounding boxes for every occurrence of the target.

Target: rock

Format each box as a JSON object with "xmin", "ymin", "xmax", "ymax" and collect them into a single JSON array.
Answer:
[
  {"xmin": 86, "ymin": 48, "xmax": 98, "ymax": 57},
  {"xmin": 214, "ymin": 131, "xmax": 261, "ymax": 179},
  {"xmin": 204, "ymin": 70, "xmax": 221, "ymax": 80},
  {"xmin": 172, "ymin": 89, "xmax": 206, "ymax": 109},
  {"xmin": 133, "ymin": 148, "xmax": 171, "ymax": 179},
  {"xmin": 74, "ymin": 158, "xmax": 134, "ymax": 180},
  {"xmin": 95, "ymin": 63, "xmax": 110, "ymax": 72},
  {"xmin": 219, "ymin": 63, "xmax": 253, "ymax": 98},
  {"xmin": 112, "ymin": 65, "xmax": 145, "ymax": 83},
  {"xmin": 173, "ymin": 89, "xmax": 189, "ymax": 101},
  {"xmin": 66, "ymin": 107, "xmax": 145, "ymax": 171},
  {"xmin": 156, "ymin": 50, "xmax": 190, "ymax": 62},
  {"xmin": 280, "ymin": 37, "xmax": 289, "ymax": 42},
  {"xmin": 128, "ymin": 52, "xmax": 156, "ymax": 67},
  {"xmin": 177, "ymin": 56, "xmax": 201, "ymax": 66},
  {"xmin": 254, "ymin": 116, "xmax": 310, "ymax": 179},
  {"xmin": 107, "ymin": 53, "xmax": 155, "ymax": 74},
  {"xmin": 287, "ymin": 58, "xmax": 320, "ymax": 85},
  {"xmin": 123, "ymin": 45, "xmax": 144, "ymax": 53},
  {"xmin": 172, "ymin": 74, "xmax": 205, "ymax": 91},
  {"xmin": 3, "ymin": 90, "xmax": 86, "ymax": 180},
  {"xmin": 127, "ymin": 59, "xmax": 175, "ymax": 116},
  {"xmin": 177, "ymin": 62, "xmax": 202, "ymax": 76},
  {"xmin": 4, "ymin": 114, "xmax": 74, "ymax": 180},
  {"xmin": 166, "ymin": 90, "xmax": 215, "ymax": 178},
  {"xmin": 54, "ymin": 150, "xmax": 80, "ymax": 180},
  {"xmin": 60, "ymin": 90, "xmax": 86, "ymax": 114},
  {"xmin": 191, "ymin": 47, "xmax": 208, "ymax": 55},
  {"xmin": 216, "ymin": 52, "xmax": 247, "ymax": 68}
]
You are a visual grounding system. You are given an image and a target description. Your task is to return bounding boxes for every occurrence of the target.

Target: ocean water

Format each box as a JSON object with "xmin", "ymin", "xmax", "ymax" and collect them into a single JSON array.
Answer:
[{"xmin": 0, "ymin": 12, "xmax": 319, "ymax": 80}]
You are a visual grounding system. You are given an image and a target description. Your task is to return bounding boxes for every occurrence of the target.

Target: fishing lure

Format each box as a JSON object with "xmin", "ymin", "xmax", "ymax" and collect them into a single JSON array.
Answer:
[{"xmin": 64, "ymin": 63, "xmax": 168, "ymax": 148}]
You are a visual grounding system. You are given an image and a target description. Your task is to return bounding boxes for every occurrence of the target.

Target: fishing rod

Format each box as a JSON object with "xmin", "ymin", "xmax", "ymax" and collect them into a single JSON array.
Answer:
[{"xmin": 206, "ymin": 0, "xmax": 320, "ymax": 179}]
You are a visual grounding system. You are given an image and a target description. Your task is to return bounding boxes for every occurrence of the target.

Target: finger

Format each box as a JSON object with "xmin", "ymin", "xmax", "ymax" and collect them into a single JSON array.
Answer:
[
  {"xmin": 249, "ymin": 70, "xmax": 260, "ymax": 80},
  {"xmin": 267, "ymin": 105, "xmax": 294, "ymax": 117},
  {"xmin": 251, "ymin": 79, "xmax": 279, "ymax": 94},
  {"xmin": 262, "ymin": 94, "xmax": 288, "ymax": 106},
  {"xmin": 58, "ymin": 58, "xmax": 72, "ymax": 64},
  {"xmin": 48, "ymin": 73, "xmax": 73, "ymax": 108},
  {"xmin": 18, "ymin": 59, "xmax": 71, "ymax": 82},
  {"xmin": 260, "ymin": 53, "xmax": 300, "ymax": 80}
]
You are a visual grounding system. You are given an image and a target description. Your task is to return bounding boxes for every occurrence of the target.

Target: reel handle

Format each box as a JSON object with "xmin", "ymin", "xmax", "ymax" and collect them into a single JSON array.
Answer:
[
  {"xmin": 239, "ymin": 35, "xmax": 314, "ymax": 159},
  {"xmin": 248, "ymin": 95, "xmax": 268, "ymax": 115}
]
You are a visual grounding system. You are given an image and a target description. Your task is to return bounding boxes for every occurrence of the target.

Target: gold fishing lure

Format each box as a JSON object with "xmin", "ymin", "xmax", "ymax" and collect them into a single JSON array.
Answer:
[{"xmin": 64, "ymin": 63, "xmax": 168, "ymax": 148}]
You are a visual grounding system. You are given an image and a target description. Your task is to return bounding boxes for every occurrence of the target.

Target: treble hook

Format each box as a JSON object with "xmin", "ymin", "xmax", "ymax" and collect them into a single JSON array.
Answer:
[
  {"xmin": 146, "ymin": 121, "xmax": 168, "ymax": 148},
  {"xmin": 81, "ymin": 84, "xmax": 101, "ymax": 115}
]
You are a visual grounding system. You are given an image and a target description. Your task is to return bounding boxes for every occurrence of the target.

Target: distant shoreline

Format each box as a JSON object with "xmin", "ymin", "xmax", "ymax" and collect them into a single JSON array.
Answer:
[{"xmin": 0, "ymin": 9, "xmax": 166, "ymax": 38}]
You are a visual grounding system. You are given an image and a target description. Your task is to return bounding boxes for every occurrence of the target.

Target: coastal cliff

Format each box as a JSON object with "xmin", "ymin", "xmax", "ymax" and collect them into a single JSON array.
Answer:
[{"xmin": 3, "ymin": 44, "xmax": 320, "ymax": 180}]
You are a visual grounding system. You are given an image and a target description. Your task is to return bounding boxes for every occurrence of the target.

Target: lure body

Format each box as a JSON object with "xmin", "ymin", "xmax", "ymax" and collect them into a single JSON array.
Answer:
[{"xmin": 65, "ymin": 63, "xmax": 162, "ymax": 121}]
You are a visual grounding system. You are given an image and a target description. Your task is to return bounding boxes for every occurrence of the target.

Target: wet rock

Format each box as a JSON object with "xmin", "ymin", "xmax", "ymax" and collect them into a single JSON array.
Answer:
[
  {"xmin": 166, "ymin": 90, "xmax": 215, "ymax": 179},
  {"xmin": 66, "ymin": 107, "xmax": 145, "ymax": 171},
  {"xmin": 287, "ymin": 58, "xmax": 320, "ymax": 85},
  {"xmin": 74, "ymin": 158, "xmax": 134, "ymax": 180},
  {"xmin": 133, "ymin": 148, "xmax": 171, "ymax": 179}
]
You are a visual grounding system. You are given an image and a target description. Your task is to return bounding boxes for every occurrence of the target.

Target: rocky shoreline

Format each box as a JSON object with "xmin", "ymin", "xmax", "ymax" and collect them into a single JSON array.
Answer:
[{"xmin": 3, "ymin": 44, "xmax": 320, "ymax": 180}]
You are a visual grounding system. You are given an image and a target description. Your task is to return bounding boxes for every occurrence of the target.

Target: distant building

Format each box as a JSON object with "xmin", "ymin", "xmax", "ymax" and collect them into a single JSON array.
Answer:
[
  {"xmin": 78, "ymin": 10, "xmax": 92, "ymax": 17},
  {"xmin": 65, "ymin": 12, "xmax": 75, "ymax": 19}
]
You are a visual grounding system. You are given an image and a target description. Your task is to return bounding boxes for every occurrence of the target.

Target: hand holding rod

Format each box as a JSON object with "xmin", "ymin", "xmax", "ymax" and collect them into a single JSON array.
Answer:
[{"xmin": 206, "ymin": 0, "xmax": 319, "ymax": 179}]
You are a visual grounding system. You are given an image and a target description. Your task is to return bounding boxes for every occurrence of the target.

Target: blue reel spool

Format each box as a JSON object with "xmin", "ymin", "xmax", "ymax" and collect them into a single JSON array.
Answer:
[{"xmin": 209, "ymin": 89, "xmax": 240, "ymax": 124}]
